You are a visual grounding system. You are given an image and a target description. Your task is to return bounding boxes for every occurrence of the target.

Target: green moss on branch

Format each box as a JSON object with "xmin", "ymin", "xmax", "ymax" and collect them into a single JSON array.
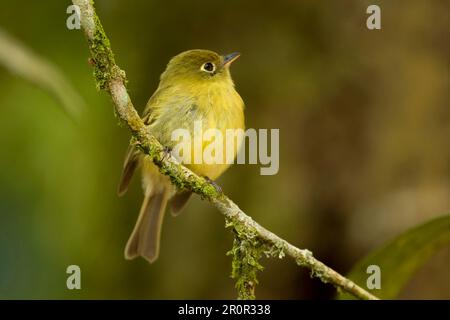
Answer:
[
  {"xmin": 226, "ymin": 220, "xmax": 265, "ymax": 300},
  {"xmin": 86, "ymin": 3, "xmax": 125, "ymax": 90}
]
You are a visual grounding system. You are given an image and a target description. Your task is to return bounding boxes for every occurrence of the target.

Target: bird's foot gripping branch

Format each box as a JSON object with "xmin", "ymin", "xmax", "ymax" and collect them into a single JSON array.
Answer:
[{"xmin": 72, "ymin": 0, "xmax": 379, "ymax": 300}]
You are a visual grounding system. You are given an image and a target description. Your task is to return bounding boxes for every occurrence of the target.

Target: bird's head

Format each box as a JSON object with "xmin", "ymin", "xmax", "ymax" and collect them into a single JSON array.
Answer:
[{"xmin": 160, "ymin": 49, "xmax": 240, "ymax": 87}]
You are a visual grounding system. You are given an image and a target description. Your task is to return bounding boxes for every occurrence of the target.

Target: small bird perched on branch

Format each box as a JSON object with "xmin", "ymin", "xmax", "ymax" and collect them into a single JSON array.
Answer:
[{"xmin": 118, "ymin": 49, "xmax": 245, "ymax": 263}]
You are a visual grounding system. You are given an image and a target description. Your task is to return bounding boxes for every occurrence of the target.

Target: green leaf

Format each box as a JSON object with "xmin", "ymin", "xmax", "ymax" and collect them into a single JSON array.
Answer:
[
  {"xmin": 0, "ymin": 28, "xmax": 85, "ymax": 119},
  {"xmin": 338, "ymin": 215, "xmax": 450, "ymax": 300}
]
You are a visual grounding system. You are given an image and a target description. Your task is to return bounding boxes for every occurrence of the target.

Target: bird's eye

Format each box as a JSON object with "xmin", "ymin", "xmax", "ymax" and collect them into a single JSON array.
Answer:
[{"xmin": 201, "ymin": 62, "xmax": 215, "ymax": 73}]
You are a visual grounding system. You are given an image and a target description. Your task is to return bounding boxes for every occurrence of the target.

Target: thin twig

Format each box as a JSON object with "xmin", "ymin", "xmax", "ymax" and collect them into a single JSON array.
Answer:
[{"xmin": 72, "ymin": 0, "xmax": 379, "ymax": 300}]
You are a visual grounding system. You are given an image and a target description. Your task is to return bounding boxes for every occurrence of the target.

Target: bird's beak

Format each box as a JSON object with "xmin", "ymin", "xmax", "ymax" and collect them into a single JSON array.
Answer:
[{"xmin": 222, "ymin": 52, "xmax": 241, "ymax": 68}]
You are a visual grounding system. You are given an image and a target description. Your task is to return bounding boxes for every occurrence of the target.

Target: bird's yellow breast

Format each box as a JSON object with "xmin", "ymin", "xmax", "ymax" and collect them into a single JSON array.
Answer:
[
  {"xmin": 145, "ymin": 80, "xmax": 245, "ymax": 180},
  {"xmin": 187, "ymin": 82, "xmax": 245, "ymax": 179}
]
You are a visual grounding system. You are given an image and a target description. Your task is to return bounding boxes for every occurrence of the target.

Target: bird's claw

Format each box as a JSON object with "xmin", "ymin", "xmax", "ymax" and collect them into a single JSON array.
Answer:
[
  {"xmin": 161, "ymin": 146, "xmax": 172, "ymax": 162},
  {"xmin": 204, "ymin": 176, "xmax": 222, "ymax": 193}
]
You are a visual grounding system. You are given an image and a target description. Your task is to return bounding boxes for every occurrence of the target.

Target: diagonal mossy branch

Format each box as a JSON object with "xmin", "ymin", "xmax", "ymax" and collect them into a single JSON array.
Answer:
[{"xmin": 72, "ymin": 0, "xmax": 379, "ymax": 301}]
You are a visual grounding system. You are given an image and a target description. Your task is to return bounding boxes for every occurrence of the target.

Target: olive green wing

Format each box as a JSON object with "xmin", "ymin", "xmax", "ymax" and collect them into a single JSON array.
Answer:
[
  {"xmin": 118, "ymin": 86, "xmax": 197, "ymax": 197},
  {"xmin": 117, "ymin": 141, "xmax": 140, "ymax": 196},
  {"xmin": 141, "ymin": 86, "xmax": 167, "ymax": 125},
  {"xmin": 117, "ymin": 90, "xmax": 161, "ymax": 196}
]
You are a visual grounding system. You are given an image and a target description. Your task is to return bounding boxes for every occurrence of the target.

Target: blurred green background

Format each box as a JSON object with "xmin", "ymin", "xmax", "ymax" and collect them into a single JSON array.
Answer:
[{"xmin": 0, "ymin": 0, "xmax": 449, "ymax": 299}]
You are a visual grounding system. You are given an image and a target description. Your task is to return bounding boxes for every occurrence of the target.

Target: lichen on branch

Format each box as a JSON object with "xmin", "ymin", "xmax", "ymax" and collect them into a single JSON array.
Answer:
[{"xmin": 226, "ymin": 220, "xmax": 265, "ymax": 300}]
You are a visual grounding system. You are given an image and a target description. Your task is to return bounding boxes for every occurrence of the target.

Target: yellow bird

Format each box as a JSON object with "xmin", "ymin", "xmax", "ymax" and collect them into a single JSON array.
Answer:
[{"xmin": 118, "ymin": 49, "xmax": 245, "ymax": 263}]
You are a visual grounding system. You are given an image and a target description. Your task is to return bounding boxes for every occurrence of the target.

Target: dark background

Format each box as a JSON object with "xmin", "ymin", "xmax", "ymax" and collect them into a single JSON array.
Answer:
[{"xmin": 0, "ymin": 0, "xmax": 449, "ymax": 299}]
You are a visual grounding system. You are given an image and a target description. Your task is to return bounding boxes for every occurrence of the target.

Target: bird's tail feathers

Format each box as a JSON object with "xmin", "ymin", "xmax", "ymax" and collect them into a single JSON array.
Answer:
[{"xmin": 124, "ymin": 188, "xmax": 169, "ymax": 263}]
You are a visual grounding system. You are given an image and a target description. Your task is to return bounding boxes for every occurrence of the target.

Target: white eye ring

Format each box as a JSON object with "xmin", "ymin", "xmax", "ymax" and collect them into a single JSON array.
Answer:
[{"xmin": 201, "ymin": 62, "xmax": 216, "ymax": 73}]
